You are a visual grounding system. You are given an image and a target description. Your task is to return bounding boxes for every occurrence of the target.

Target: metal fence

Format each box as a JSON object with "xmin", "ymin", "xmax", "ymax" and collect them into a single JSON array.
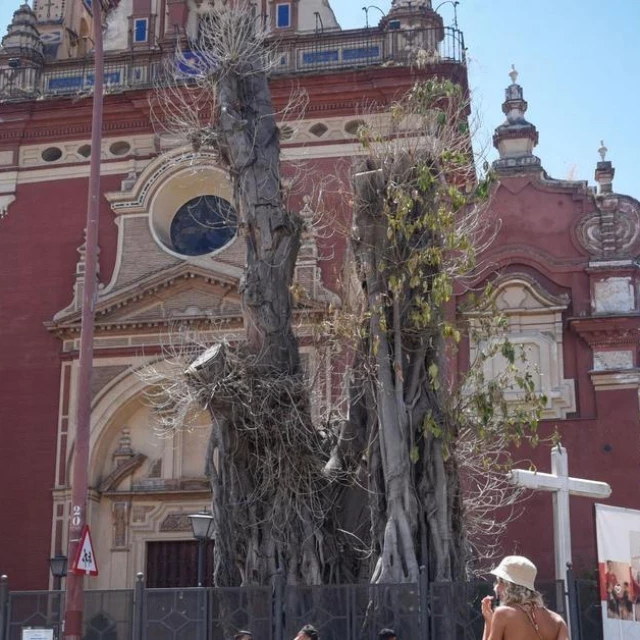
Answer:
[
  {"xmin": 0, "ymin": 574, "xmax": 601, "ymax": 640},
  {"xmin": 0, "ymin": 26, "xmax": 465, "ymax": 101},
  {"xmin": 572, "ymin": 579, "xmax": 603, "ymax": 640}
]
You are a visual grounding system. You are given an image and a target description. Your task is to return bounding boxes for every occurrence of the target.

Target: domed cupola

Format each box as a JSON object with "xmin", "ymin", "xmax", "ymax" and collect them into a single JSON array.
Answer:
[
  {"xmin": 382, "ymin": 0, "xmax": 444, "ymax": 31},
  {"xmin": 1, "ymin": 3, "xmax": 45, "ymax": 65},
  {"xmin": 0, "ymin": 3, "xmax": 44, "ymax": 97}
]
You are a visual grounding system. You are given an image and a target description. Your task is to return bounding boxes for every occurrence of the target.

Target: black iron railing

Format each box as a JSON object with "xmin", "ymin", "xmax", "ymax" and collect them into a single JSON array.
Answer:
[
  {"xmin": 0, "ymin": 574, "xmax": 584, "ymax": 640},
  {"xmin": 0, "ymin": 26, "xmax": 465, "ymax": 101}
]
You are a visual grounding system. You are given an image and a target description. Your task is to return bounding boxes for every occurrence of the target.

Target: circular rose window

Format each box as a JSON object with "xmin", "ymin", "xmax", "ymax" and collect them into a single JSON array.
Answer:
[{"xmin": 169, "ymin": 195, "xmax": 237, "ymax": 257}]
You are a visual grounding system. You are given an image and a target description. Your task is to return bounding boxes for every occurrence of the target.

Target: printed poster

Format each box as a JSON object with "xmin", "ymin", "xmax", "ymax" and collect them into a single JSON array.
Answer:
[{"xmin": 596, "ymin": 504, "xmax": 640, "ymax": 639}]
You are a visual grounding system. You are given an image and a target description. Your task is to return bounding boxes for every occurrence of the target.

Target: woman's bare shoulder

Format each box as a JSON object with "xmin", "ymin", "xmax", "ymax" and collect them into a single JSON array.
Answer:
[
  {"xmin": 542, "ymin": 608, "xmax": 566, "ymax": 624},
  {"xmin": 540, "ymin": 608, "xmax": 569, "ymax": 639},
  {"xmin": 493, "ymin": 605, "xmax": 520, "ymax": 617}
]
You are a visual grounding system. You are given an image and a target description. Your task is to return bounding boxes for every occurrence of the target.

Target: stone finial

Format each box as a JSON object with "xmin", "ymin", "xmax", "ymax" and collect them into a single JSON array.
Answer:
[
  {"xmin": 509, "ymin": 64, "xmax": 518, "ymax": 85},
  {"xmin": 116, "ymin": 427, "xmax": 133, "ymax": 454},
  {"xmin": 598, "ymin": 140, "xmax": 607, "ymax": 162},
  {"xmin": 595, "ymin": 143, "xmax": 615, "ymax": 195},
  {"xmin": 492, "ymin": 66, "xmax": 541, "ymax": 173},
  {"xmin": 113, "ymin": 426, "xmax": 135, "ymax": 467}
]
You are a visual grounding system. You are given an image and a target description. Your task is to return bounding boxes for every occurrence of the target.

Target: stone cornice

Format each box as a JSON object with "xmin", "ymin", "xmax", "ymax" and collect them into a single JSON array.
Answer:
[
  {"xmin": 48, "ymin": 306, "xmax": 327, "ymax": 339},
  {"xmin": 569, "ymin": 315, "xmax": 640, "ymax": 347},
  {"xmin": 51, "ymin": 264, "xmax": 240, "ymax": 325},
  {"xmin": 100, "ymin": 486, "xmax": 210, "ymax": 498},
  {"xmin": 0, "ymin": 63, "xmax": 464, "ymax": 144},
  {"xmin": 590, "ymin": 370, "xmax": 640, "ymax": 391}
]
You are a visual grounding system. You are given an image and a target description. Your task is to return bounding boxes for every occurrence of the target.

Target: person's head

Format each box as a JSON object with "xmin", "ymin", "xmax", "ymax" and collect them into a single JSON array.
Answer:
[
  {"xmin": 607, "ymin": 561, "xmax": 613, "ymax": 570},
  {"xmin": 234, "ymin": 632, "xmax": 252, "ymax": 640},
  {"xmin": 378, "ymin": 628, "xmax": 397, "ymax": 640},
  {"xmin": 295, "ymin": 625, "xmax": 319, "ymax": 640},
  {"xmin": 490, "ymin": 555, "xmax": 543, "ymax": 607}
]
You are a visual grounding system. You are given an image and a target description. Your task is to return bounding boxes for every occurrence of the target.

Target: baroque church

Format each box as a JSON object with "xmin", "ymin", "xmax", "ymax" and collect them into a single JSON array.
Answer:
[{"xmin": 0, "ymin": 0, "xmax": 638, "ymax": 592}]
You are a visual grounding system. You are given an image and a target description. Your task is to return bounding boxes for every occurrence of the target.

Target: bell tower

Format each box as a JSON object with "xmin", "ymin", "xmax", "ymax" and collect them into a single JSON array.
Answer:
[
  {"xmin": 0, "ymin": 3, "xmax": 44, "ymax": 96},
  {"xmin": 32, "ymin": 0, "xmax": 95, "ymax": 60}
]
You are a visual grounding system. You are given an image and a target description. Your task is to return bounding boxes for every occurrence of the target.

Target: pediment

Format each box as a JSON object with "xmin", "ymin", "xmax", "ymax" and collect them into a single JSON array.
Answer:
[
  {"xmin": 49, "ymin": 264, "xmax": 243, "ymax": 332},
  {"xmin": 49, "ymin": 262, "xmax": 330, "ymax": 335},
  {"xmin": 99, "ymin": 282, "xmax": 243, "ymax": 324},
  {"xmin": 494, "ymin": 280, "xmax": 567, "ymax": 312},
  {"xmin": 465, "ymin": 273, "xmax": 570, "ymax": 315}
]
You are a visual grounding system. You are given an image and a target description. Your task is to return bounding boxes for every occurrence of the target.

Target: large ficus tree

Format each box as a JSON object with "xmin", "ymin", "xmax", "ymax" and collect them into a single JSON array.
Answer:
[
  {"xmin": 328, "ymin": 80, "xmax": 545, "ymax": 584},
  {"xmin": 148, "ymin": 1, "xmax": 545, "ymax": 587}
]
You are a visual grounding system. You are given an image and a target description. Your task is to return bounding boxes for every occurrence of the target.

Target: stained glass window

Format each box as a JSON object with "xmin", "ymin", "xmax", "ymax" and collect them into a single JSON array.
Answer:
[{"xmin": 170, "ymin": 196, "xmax": 237, "ymax": 257}]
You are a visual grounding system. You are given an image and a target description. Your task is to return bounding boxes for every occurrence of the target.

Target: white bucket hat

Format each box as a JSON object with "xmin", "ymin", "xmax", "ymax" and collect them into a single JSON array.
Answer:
[{"xmin": 490, "ymin": 555, "xmax": 537, "ymax": 591}]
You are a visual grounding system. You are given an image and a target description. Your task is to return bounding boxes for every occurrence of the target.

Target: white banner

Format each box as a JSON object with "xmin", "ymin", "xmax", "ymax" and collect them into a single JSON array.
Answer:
[{"xmin": 596, "ymin": 504, "xmax": 640, "ymax": 640}]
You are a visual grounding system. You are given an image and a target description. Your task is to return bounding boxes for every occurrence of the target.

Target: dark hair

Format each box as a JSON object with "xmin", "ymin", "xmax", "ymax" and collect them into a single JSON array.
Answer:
[
  {"xmin": 234, "ymin": 632, "xmax": 253, "ymax": 640},
  {"xmin": 378, "ymin": 630, "xmax": 397, "ymax": 640},
  {"xmin": 299, "ymin": 625, "xmax": 319, "ymax": 640}
]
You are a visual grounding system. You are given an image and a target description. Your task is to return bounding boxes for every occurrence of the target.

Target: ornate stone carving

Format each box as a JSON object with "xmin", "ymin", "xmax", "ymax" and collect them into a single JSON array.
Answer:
[
  {"xmin": 576, "ymin": 196, "xmax": 640, "ymax": 259},
  {"xmin": 159, "ymin": 512, "xmax": 192, "ymax": 532},
  {"xmin": 112, "ymin": 502, "xmax": 129, "ymax": 548}
]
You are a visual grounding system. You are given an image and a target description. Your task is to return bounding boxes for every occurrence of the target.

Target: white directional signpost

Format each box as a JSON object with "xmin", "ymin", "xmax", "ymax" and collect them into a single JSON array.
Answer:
[{"xmin": 510, "ymin": 445, "xmax": 612, "ymax": 632}]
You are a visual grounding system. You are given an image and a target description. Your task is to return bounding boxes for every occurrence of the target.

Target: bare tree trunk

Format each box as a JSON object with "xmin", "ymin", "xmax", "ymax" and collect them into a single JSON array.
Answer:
[
  {"xmin": 217, "ymin": 69, "xmax": 301, "ymax": 375},
  {"xmin": 161, "ymin": 8, "xmax": 329, "ymax": 587}
]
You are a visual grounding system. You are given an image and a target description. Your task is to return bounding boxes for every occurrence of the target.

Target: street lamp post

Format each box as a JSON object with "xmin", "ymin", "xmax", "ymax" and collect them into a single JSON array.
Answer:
[
  {"xmin": 188, "ymin": 511, "xmax": 214, "ymax": 588},
  {"xmin": 49, "ymin": 555, "xmax": 67, "ymax": 640},
  {"xmin": 49, "ymin": 555, "xmax": 68, "ymax": 591}
]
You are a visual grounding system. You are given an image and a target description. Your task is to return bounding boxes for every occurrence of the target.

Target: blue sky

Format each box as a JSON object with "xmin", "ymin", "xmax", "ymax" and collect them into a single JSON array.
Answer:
[{"xmin": 2, "ymin": 0, "xmax": 638, "ymax": 197}]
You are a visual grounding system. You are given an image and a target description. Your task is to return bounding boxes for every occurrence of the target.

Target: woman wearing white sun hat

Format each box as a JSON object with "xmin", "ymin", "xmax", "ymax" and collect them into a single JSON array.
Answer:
[{"xmin": 481, "ymin": 556, "xmax": 569, "ymax": 640}]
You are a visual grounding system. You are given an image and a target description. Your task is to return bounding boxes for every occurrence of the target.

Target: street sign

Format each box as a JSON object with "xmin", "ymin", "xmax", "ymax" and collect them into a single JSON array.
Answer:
[
  {"xmin": 70, "ymin": 525, "xmax": 99, "ymax": 576},
  {"xmin": 21, "ymin": 629, "xmax": 54, "ymax": 640}
]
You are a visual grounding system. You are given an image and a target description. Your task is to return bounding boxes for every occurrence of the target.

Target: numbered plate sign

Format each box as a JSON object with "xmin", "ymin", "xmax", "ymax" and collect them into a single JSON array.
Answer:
[{"xmin": 70, "ymin": 525, "xmax": 99, "ymax": 576}]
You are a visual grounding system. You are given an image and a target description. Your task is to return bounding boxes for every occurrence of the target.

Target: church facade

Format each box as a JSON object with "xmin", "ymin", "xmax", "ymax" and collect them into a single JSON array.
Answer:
[
  {"xmin": 471, "ymin": 72, "xmax": 640, "ymax": 581},
  {"xmin": 0, "ymin": 0, "xmax": 637, "ymax": 592}
]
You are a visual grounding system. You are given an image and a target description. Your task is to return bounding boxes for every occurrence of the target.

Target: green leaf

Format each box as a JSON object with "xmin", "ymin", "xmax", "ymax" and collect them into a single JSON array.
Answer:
[{"xmin": 501, "ymin": 341, "xmax": 516, "ymax": 364}]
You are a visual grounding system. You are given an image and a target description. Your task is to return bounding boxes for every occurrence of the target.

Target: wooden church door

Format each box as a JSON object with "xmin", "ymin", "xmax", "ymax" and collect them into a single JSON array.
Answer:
[{"xmin": 146, "ymin": 540, "xmax": 215, "ymax": 588}]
